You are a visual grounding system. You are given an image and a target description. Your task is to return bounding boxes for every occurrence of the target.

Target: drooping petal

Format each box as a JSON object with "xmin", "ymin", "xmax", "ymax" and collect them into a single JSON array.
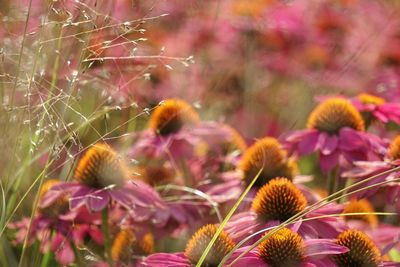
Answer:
[
  {"xmin": 319, "ymin": 151, "xmax": 339, "ymax": 173},
  {"xmin": 297, "ymin": 130, "xmax": 320, "ymax": 155},
  {"xmin": 52, "ymin": 233, "xmax": 75, "ymax": 266},
  {"xmin": 320, "ymin": 135, "xmax": 338, "ymax": 156},
  {"xmin": 87, "ymin": 190, "xmax": 110, "ymax": 212},
  {"xmin": 338, "ymin": 128, "xmax": 365, "ymax": 151}
]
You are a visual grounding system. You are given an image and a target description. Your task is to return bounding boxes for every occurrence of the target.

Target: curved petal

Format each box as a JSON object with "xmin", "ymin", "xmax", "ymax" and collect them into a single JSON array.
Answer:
[
  {"xmin": 319, "ymin": 151, "xmax": 339, "ymax": 173},
  {"xmin": 227, "ymin": 247, "xmax": 266, "ymax": 267},
  {"xmin": 338, "ymin": 128, "xmax": 365, "ymax": 151},
  {"xmin": 88, "ymin": 190, "xmax": 110, "ymax": 212},
  {"xmin": 139, "ymin": 252, "xmax": 190, "ymax": 267},
  {"xmin": 305, "ymin": 239, "xmax": 348, "ymax": 257},
  {"xmin": 297, "ymin": 130, "xmax": 320, "ymax": 155},
  {"xmin": 320, "ymin": 135, "xmax": 338, "ymax": 156}
]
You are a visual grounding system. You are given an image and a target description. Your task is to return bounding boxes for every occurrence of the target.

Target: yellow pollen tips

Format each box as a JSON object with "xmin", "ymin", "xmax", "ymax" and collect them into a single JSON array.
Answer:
[
  {"xmin": 388, "ymin": 135, "xmax": 400, "ymax": 161},
  {"xmin": 239, "ymin": 137, "xmax": 296, "ymax": 187},
  {"xmin": 111, "ymin": 229, "xmax": 154, "ymax": 263},
  {"xmin": 149, "ymin": 98, "xmax": 200, "ymax": 135},
  {"xmin": 38, "ymin": 179, "xmax": 69, "ymax": 217},
  {"xmin": 252, "ymin": 178, "xmax": 307, "ymax": 222},
  {"xmin": 307, "ymin": 98, "xmax": 365, "ymax": 134},
  {"xmin": 74, "ymin": 143, "xmax": 128, "ymax": 188},
  {"xmin": 334, "ymin": 229, "xmax": 381, "ymax": 267},
  {"xmin": 342, "ymin": 199, "xmax": 378, "ymax": 227},
  {"xmin": 358, "ymin": 93, "xmax": 385, "ymax": 105},
  {"xmin": 258, "ymin": 228, "xmax": 305, "ymax": 267},
  {"xmin": 184, "ymin": 224, "xmax": 235, "ymax": 266}
]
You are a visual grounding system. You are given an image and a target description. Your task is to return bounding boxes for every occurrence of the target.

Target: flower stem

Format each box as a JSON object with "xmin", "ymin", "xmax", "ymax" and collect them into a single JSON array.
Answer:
[
  {"xmin": 327, "ymin": 167, "xmax": 338, "ymax": 200},
  {"xmin": 39, "ymin": 248, "xmax": 52, "ymax": 267},
  {"xmin": 101, "ymin": 208, "xmax": 113, "ymax": 266}
]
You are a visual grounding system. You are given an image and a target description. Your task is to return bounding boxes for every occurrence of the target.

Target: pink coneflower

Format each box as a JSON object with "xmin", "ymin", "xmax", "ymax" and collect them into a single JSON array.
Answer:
[
  {"xmin": 284, "ymin": 98, "xmax": 386, "ymax": 173},
  {"xmin": 351, "ymin": 93, "xmax": 400, "ymax": 127},
  {"xmin": 229, "ymin": 228, "xmax": 348, "ymax": 267},
  {"xmin": 333, "ymin": 229, "xmax": 400, "ymax": 266},
  {"xmin": 238, "ymin": 137, "xmax": 298, "ymax": 187},
  {"xmin": 225, "ymin": 178, "xmax": 346, "ymax": 243},
  {"xmin": 342, "ymin": 135, "xmax": 400, "ymax": 200},
  {"xmin": 51, "ymin": 143, "xmax": 170, "ymax": 227},
  {"xmin": 138, "ymin": 224, "xmax": 235, "ymax": 267},
  {"xmin": 341, "ymin": 199, "xmax": 400, "ymax": 252},
  {"xmin": 9, "ymin": 180, "xmax": 103, "ymax": 266}
]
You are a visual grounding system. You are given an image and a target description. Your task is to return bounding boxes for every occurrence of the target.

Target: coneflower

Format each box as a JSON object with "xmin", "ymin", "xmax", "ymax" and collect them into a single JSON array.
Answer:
[
  {"xmin": 225, "ymin": 178, "xmax": 346, "ymax": 243},
  {"xmin": 239, "ymin": 137, "xmax": 297, "ymax": 187},
  {"xmin": 307, "ymin": 98, "xmax": 365, "ymax": 134},
  {"xmin": 334, "ymin": 229, "xmax": 381, "ymax": 267},
  {"xmin": 342, "ymin": 199, "xmax": 378, "ymax": 227},
  {"xmin": 284, "ymin": 98, "xmax": 385, "ymax": 172},
  {"xmin": 251, "ymin": 178, "xmax": 307, "ymax": 222},
  {"xmin": 138, "ymin": 224, "xmax": 235, "ymax": 267},
  {"xmin": 228, "ymin": 228, "xmax": 348, "ymax": 267},
  {"xmin": 38, "ymin": 179, "xmax": 70, "ymax": 217},
  {"xmin": 149, "ymin": 98, "xmax": 200, "ymax": 135},
  {"xmin": 111, "ymin": 229, "xmax": 154, "ymax": 263},
  {"xmin": 351, "ymin": 93, "xmax": 400, "ymax": 127},
  {"xmin": 74, "ymin": 143, "xmax": 128, "ymax": 188}
]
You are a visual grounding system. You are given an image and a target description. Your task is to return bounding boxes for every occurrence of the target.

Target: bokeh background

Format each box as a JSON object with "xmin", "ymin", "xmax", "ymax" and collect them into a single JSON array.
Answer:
[{"xmin": 2, "ymin": 0, "xmax": 400, "ymax": 265}]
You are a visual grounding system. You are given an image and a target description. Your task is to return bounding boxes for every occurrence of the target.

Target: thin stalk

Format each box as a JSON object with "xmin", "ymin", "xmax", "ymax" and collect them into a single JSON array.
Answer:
[
  {"xmin": 101, "ymin": 208, "xmax": 113, "ymax": 266},
  {"xmin": 39, "ymin": 246, "xmax": 52, "ymax": 267},
  {"xmin": 195, "ymin": 168, "xmax": 263, "ymax": 267},
  {"xmin": 10, "ymin": 0, "xmax": 33, "ymax": 106}
]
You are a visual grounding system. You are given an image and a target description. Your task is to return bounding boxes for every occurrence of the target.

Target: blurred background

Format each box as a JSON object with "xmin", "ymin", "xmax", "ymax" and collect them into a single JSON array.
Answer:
[{"xmin": 1, "ymin": 0, "xmax": 400, "ymax": 264}]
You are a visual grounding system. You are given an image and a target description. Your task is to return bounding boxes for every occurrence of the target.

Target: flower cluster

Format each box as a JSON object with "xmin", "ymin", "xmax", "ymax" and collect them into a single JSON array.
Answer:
[
  {"xmin": 3, "ymin": 0, "xmax": 400, "ymax": 266},
  {"xmin": 8, "ymin": 97, "xmax": 400, "ymax": 266}
]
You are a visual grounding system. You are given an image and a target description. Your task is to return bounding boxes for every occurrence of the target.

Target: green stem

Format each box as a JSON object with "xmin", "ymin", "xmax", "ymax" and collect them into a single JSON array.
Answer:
[
  {"xmin": 101, "ymin": 208, "xmax": 113, "ymax": 266},
  {"xmin": 327, "ymin": 167, "xmax": 338, "ymax": 200},
  {"xmin": 39, "ymin": 248, "xmax": 52, "ymax": 267}
]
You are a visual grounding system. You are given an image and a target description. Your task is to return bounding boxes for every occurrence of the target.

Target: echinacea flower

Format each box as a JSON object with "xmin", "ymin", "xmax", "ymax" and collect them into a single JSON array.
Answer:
[
  {"xmin": 129, "ymin": 122, "xmax": 246, "ymax": 229},
  {"xmin": 341, "ymin": 199, "xmax": 400, "ymax": 252},
  {"xmin": 351, "ymin": 93, "xmax": 400, "ymax": 127},
  {"xmin": 230, "ymin": 228, "xmax": 348, "ymax": 267},
  {"xmin": 284, "ymin": 98, "xmax": 386, "ymax": 173},
  {"xmin": 333, "ymin": 229, "xmax": 400, "ymax": 267},
  {"xmin": 342, "ymin": 135, "xmax": 400, "ymax": 200},
  {"xmin": 111, "ymin": 228, "xmax": 154, "ymax": 264},
  {"xmin": 138, "ymin": 224, "xmax": 235, "ymax": 267},
  {"xmin": 149, "ymin": 98, "xmax": 200, "ymax": 136},
  {"xmin": 239, "ymin": 137, "xmax": 297, "ymax": 187},
  {"xmin": 9, "ymin": 179, "xmax": 103, "ymax": 266},
  {"xmin": 225, "ymin": 178, "xmax": 346, "ymax": 243},
  {"xmin": 52, "ymin": 143, "xmax": 169, "ymax": 227}
]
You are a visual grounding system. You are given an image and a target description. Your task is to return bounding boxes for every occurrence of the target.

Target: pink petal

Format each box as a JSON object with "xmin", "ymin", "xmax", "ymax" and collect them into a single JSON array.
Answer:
[
  {"xmin": 320, "ymin": 135, "xmax": 338, "ymax": 156},
  {"xmin": 298, "ymin": 130, "xmax": 320, "ymax": 155},
  {"xmin": 338, "ymin": 128, "xmax": 365, "ymax": 151},
  {"xmin": 305, "ymin": 239, "xmax": 348, "ymax": 257},
  {"xmin": 319, "ymin": 151, "xmax": 339, "ymax": 173},
  {"xmin": 88, "ymin": 191, "xmax": 110, "ymax": 212}
]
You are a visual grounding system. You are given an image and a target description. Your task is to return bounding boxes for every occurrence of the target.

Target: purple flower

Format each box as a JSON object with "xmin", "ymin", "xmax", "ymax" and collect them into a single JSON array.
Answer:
[
  {"xmin": 284, "ymin": 98, "xmax": 387, "ymax": 173},
  {"xmin": 342, "ymin": 135, "xmax": 400, "ymax": 200},
  {"xmin": 351, "ymin": 93, "xmax": 400, "ymax": 126},
  {"xmin": 225, "ymin": 178, "xmax": 346, "ymax": 243},
  {"xmin": 138, "ymin": 224, "xmax": 235, "ymax": 267},
  {"xmin": 229, "ymin": 228, "xmax": 348, "ymax": 267}
]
